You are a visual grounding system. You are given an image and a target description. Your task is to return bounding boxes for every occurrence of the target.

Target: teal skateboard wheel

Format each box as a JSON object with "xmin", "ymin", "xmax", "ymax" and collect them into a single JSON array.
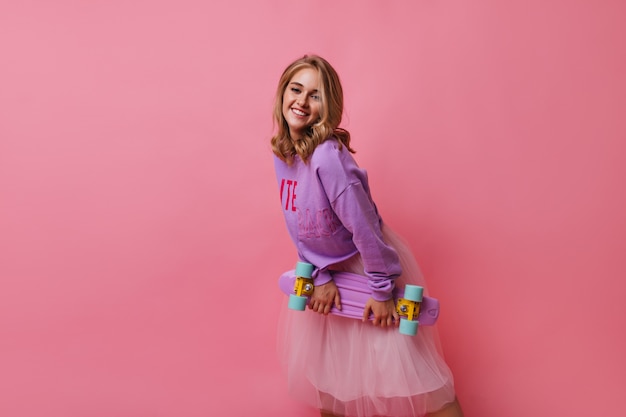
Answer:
[
  {"xmin": 288, "ymin": 294, "xmax": 308, "ymax": 311},
  {"xmin": 404, "ymin": 285, "xmax": 424, "ymax": 302},
  {"xmin": 295, "ymin": 262, "xmax": 314, "ymax": 278},
  {"xmin": 399, "ymin": 318, "xmax": 419, "ymax": 336}
]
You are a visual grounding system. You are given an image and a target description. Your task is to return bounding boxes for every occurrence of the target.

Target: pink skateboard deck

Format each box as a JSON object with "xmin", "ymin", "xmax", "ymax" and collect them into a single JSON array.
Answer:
[{"xmin": 279, "ymin": 263, "xmax": 440, "ymax": 335}]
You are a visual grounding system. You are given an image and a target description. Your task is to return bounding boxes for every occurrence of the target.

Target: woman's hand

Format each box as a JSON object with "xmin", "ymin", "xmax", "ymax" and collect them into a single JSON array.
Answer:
[
  {"xmin": 309, "ymin": 280, "xmax": 342, "ymax": 315},
  {"xmin": 363, "ymin": 298, "xmax": 399, "ymax": 327}
]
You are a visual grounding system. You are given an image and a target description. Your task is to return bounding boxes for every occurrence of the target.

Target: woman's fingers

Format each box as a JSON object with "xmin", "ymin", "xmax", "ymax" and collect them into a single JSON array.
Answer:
[
  {"xmin": 362, "ymin": 305, "xmax": 371, "ymax": 322},
  {"xmin": 323, "ymin": 303, "xmax": 332, "ymax": 315},
  {"xmin": 309, "ymin": 281, "xmax": 341, "ymax": 315},
  {"xmin": 309, "ymin": 297, "xmax": 337, "ymax": 315},
  {"xmin": 364, "ymin": 298, "xmax": 399, "ymax": 327},
  {"xmin": 309, "ymin": 300, "xmax": 324, "ymax": 313},
  {"xmin": 376, "ymin": 312, "xmax": 392, "ymax": 327},
  {"xmin": 334, "ymin": 293, "xmax": 342, "ymax": 311}
]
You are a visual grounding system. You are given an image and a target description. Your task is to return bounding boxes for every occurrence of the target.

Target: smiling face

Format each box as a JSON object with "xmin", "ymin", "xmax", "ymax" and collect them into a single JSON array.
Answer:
[{"xmin": 281, "ymin": 67, "xmax": 322, "ymax": 140}]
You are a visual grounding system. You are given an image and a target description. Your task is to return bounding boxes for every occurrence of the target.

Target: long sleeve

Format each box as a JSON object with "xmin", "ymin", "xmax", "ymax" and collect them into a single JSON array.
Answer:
[
  {"xmin": 329, "ymin": 182, "xmax": 401, "ymax": 300},
  {"xmin": 313, "ymin": 141, "xmax": 402, "ymax": 301}
]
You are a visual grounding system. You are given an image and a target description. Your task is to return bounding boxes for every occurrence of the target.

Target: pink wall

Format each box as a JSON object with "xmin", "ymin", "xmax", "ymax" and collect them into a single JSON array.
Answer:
[{"xmin": 1, "ymin": 1, "xmax": 624, "ymax": 416}]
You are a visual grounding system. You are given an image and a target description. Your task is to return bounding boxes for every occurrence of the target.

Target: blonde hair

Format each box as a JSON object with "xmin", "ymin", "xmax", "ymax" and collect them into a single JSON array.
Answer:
[{"xmin": 271, "ymin": 55, "xmax": 354, "ymax": 164}]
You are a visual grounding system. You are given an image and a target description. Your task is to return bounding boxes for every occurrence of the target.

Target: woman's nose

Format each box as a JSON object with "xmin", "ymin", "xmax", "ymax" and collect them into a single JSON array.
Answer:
[{"xmin": 297, "ymin": 95, "xmax": 308, "ymax": 107}]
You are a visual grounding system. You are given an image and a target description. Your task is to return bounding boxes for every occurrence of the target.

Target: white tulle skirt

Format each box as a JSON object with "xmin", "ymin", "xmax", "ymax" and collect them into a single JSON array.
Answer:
[{"xmin": 277, "ymin": 225, "xmax": 457, "ymax": 417}]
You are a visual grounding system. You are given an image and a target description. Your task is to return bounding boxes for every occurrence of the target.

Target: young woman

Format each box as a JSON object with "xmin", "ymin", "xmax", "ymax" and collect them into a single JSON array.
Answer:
[{"xmin": 271, "ymin": 54, "xmax": 464, "ymax": 417}]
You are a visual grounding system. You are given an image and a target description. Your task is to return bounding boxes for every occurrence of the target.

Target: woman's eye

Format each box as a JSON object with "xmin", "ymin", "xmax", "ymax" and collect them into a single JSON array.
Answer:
[
  {"xmin": 291, "ymin": 88, "xmax": 301, "ymax": 93},
  {"xmin": 311, "ymin": 95, "xmax": 320, "ymax": 100}
]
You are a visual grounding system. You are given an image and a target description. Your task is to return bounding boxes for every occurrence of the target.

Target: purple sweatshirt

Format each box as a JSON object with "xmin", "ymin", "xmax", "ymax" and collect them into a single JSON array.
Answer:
[{"xmin": 273, "ymin": 138, "xmax": 402, "ymax": 301}]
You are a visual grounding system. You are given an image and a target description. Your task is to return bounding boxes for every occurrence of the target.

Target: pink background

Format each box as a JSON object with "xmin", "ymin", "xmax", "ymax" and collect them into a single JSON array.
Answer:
[{"xmin": 1, "ymin": 1, "xmax": 625, "ymax": 416}]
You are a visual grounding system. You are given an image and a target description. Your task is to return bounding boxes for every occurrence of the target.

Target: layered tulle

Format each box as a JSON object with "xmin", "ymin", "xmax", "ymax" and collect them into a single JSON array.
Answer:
[{"xmin": 277, "ymin": 226, "xmax": 457, "ymax": 417}]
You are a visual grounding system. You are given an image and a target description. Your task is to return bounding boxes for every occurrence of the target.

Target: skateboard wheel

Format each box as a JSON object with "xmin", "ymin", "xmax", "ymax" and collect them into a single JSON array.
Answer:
[
  {"xmin": 404, "ymin": 285, "xmax": 424, "ymax": 302},
  {"xmin": 288, "ymin": 294, "xmax": 308, "ymax": 311},
  {"xmin": 295, "ymin": 262, "xmax": 314, "ymax": 278},
  {"xmin": 399, "ymin": 318, "xmax": 419, "ymax": 336}
]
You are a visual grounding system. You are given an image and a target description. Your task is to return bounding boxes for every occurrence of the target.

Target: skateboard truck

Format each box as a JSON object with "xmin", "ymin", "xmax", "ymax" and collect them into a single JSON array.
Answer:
[
  {"xmin": 288, "ymin": 262, "xmax": 315, "ymax": 311},
  {"xmin": 396, "ymin": 285, "xmax": 424, "ymax": 336}
]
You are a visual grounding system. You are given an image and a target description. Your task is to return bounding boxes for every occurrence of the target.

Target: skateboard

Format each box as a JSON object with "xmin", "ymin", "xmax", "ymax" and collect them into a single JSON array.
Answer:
[{"xmin": 278, "ymin": 262, "xmax": 440, "ymax": 336}]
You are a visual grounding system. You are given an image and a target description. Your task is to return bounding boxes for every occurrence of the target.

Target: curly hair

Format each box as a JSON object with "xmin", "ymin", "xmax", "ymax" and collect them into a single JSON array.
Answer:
[{"xmin": 271, "ymin": 55, "xmax": 354, "ymax": 164}]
